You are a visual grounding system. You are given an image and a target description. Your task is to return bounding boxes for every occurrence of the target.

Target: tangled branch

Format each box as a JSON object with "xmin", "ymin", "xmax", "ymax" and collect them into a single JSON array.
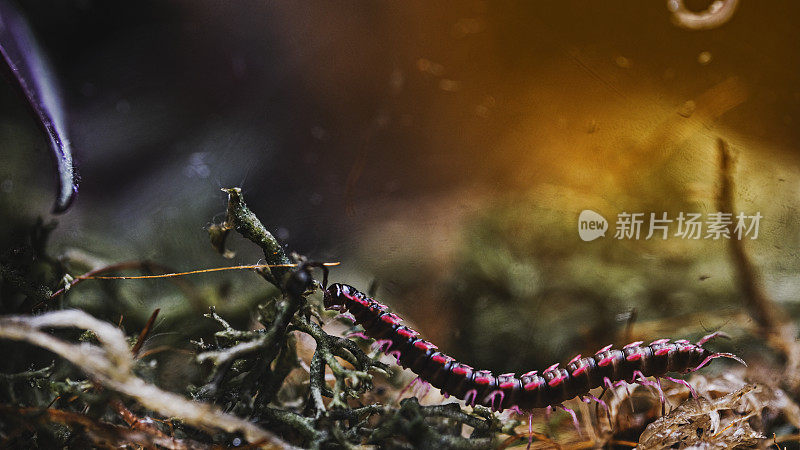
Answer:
[{"xmin": 0, "ymin": 310, "xmax": 290, "ymax": 448}]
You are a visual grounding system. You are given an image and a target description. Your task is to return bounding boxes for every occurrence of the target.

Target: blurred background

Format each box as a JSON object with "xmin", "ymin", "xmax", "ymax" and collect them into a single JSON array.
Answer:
[{"xmin": 1, "ymin": 0, "xmax": 799, "ymax": 377}]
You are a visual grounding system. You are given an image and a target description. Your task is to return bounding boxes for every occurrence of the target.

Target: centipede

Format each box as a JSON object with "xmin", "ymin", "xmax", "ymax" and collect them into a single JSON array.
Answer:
[{"xmin": 323, "ymin": 282, "xmax": 745, "ymax": 413}]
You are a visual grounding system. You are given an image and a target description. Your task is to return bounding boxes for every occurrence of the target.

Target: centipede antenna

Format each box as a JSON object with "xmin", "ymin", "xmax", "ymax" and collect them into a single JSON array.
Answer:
[
  {"xmin": 84, "ymin": 262, "xmax": 339, "ymax": 280},
  {"xmin": 696, "ymin": 331, "xmax": 731, "ymax": 346},
  {"xmin": 321, "ymin": 265, "xmax": 329, "ymax": 289}
]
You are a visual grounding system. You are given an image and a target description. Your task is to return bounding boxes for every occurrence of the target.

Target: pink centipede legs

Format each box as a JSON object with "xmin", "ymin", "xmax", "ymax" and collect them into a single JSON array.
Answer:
[
  {"xmin": 320, "ymin": 280, "xmax": 746, "ymax": 445},
  {"xmin": 396, "ymin": 376, "xmax": 432, "ymax": 403}
]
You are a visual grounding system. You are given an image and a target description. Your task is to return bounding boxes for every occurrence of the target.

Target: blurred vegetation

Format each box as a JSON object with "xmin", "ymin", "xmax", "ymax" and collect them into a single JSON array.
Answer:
[
  {"xmin": 1, "ymin": 181, "xmax": 800, "ymax": 448},
  {"xmin": 2, "ymin": 1, "xmax": 800, "ymax": 448},
  {"xmin": 447, "ymin": 189, "xmax": 742, "ymax": 373},
  {"xmin": 0, "ymin": 190, "xmax": 529, "ymax": 448}
]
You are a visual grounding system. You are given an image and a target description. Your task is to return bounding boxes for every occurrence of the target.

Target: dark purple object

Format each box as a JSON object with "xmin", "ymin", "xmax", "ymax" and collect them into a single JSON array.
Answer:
[{"xmin": 0, "ymin": 0, "xmax": 75, "ymax": 212}]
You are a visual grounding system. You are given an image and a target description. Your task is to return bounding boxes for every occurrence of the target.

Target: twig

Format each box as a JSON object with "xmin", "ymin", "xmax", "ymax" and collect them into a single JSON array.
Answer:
[
  {"xmin": 0, "ymin": 403, "xmax": 213, "ymax": 450},
  {"xmin": 259, "ymin": 407, "xmax": 320, "ymax": 444},
  {"xmin": 292, "ymin": 314, "xmax": 386, "ymax": 414},
  {"xmin": 0, "ymin": 362, "xmax": 53, "ymax": 381},
  {"xmin": 131, "ymin": 308, "xmax": 160, "ymax": 357},
  {"xmin": 111, "ymin": 398, "xmax": 176, "ymax": 444},
  {"xmin": 198, "ymin": 189, "xmax": 334, "ymax": 415},
  {"xmin": 717, "ymin": 139, "xmax": 783, "ymax": 331},
  {"xmin": 195, "ymin": 189, "xmax": 306, "ymax": 410},
  {"xmin": 0, "ymin": 310, "xmax": 292, "ymax": 449},
  {"xmin": 215, "ymin": 188, "xmax": 292, "ymax": 288},
  {"xmin": 716, "ymin": 139, "xmax": 800, "ymax": 390}
]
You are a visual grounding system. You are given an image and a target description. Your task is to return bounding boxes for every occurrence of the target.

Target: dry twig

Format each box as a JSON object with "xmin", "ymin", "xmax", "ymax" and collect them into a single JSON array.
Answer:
[{"xmin": 0, "ymin": 309, "xmax": 291, "ymax": 449}]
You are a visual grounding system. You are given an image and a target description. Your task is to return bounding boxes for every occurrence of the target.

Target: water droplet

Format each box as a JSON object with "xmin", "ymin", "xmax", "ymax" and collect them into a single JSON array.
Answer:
[
  {"xmin": 439, "ymin": 79, "xmax": 460, "ymax": 92},
  {"xmin": 678, "ymin": 100, "xmax": 696, "ymax": 118},
  {"xmin": 615, "ymin": 56, "xmax": 632, "ymax": 69},
  {"xmin": 115, "ymin": 99, "xmax": 131, "ymax": 114}
]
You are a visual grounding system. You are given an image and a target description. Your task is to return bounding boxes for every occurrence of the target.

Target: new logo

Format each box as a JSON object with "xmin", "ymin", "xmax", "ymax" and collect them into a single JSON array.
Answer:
[{"xmin": 578, "ymin": 210, "xmax": 608, "ymax": 241}]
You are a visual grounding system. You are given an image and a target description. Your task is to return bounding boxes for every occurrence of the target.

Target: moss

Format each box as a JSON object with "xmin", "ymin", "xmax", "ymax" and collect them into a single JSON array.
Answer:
[{"xmin": 0, "ymin": 188, "xmax": 516, "ymax": 448}]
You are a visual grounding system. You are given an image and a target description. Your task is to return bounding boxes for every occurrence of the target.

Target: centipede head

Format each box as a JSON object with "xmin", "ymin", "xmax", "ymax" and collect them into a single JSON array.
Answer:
[
  {"xmin": 284, "ymin": 262, "xmax": 330, "ymax": 298},
  {"xmin": 688, "ymin": 346, "xmax": 713, "ymax": 371},
  {"xmin": 322, "ymin": 283, "xmax": 348, "ymax": 312}
]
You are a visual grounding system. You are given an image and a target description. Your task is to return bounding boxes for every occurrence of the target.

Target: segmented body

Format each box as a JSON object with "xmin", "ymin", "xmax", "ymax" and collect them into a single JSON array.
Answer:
[{"xmin": 324, "ymin": 283, "xmax": 733, "ymax": 412}]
